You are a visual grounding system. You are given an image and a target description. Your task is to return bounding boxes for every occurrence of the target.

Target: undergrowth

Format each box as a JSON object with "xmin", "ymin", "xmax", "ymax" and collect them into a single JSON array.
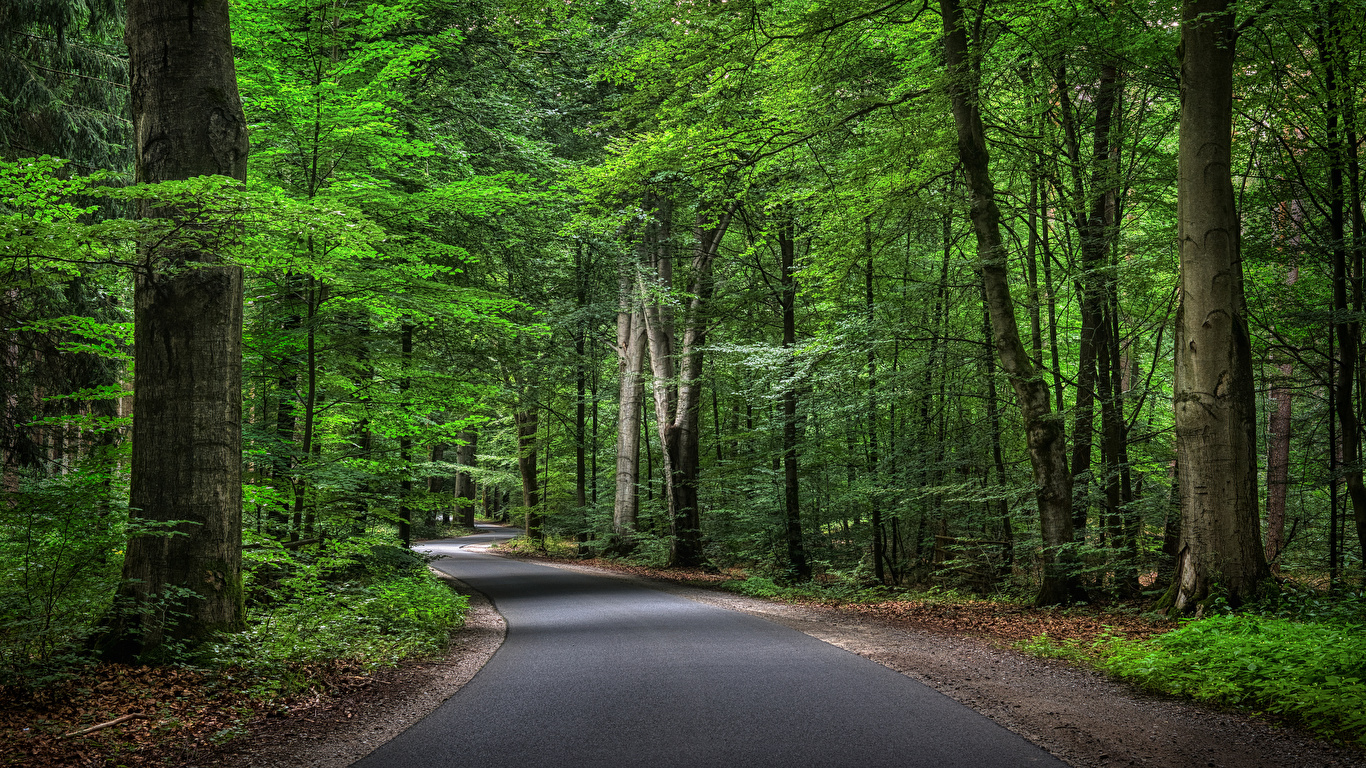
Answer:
[
  {"xmin": 207, "ymin": 539, "xmax": 468, "ymax": 697},
  {"xmin": 1021, "ymin": 614, "xmax": 1366, "ymax": 746}
]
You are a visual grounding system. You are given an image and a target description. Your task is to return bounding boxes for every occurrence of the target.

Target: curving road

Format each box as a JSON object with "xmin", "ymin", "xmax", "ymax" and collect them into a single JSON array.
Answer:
[{"xmin": 354, "ymin": 525, "xmax": 1065, "ymax": 768}]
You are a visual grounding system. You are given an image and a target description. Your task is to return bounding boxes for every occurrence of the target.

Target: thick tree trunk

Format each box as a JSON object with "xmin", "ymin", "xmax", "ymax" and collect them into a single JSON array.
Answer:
[
  {"xmin": 940, "ymin": 0, "xmax": 1082, "ymax": 605},
  {"xmin": 108, "ymin": 0, "xmax": 249, "ymax": 660},
  {"xmin": 1164, "ymin": 0, "xmax": 1269, "ymax": 612}
]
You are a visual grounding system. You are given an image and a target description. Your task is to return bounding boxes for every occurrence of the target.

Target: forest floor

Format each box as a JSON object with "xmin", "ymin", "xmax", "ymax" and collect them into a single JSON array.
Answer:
[
  {"xmin": 0, "ymin": 570, "xmax": 505, "ymax": 768},
  {"xmin": 7, "ymin": 550, "xmax": 1363, "ymax": 768}
]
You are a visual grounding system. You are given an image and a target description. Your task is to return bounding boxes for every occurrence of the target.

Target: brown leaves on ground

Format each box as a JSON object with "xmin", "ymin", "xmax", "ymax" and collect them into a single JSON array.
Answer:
[
  {"xmin": 0, "ymin": 663, "xmax": 364, "ymax": 767},
  {"xmin": 838, "ymin": 599, "xmax": 1175, "ymax": 644}
]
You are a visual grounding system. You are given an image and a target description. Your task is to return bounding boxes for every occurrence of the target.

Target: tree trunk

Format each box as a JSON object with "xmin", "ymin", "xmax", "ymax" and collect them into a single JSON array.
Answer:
[
  {"xmin": 1322, "ymin": 14, "xmax": 1366, "ymax": 569},
  {"xmin": 779, "ymin": 223, "xmax": 811, "ymax": 580},
  {"xmin": 516, "ymin": 410, "xmax": 541, "ymax": 538},
  {"xmin": 398, "ymin": 323, "xmax": 413, "ymax": 547},
  {"xmin": 940, "ymin": 0, "xmax": 1082, "ymax": 606},
  {"xmin": 1163, "ymin": 0, "xmax": 1268, "ymax": 612},
  {"xmin": 108, "ymin": 0, "xmax": 249, "ymax": 660},
  {"xmin": 613, "ymin": 243, "xmax": 647, "ymax": 542},
  {"xmin": 980, "ymin": 278, "xmax": 1013, "ymax": 575},
  {"xmin": 866, "ymin": 219, "xmax": 885, "ymax": 583},
  {"xmin": 455, "ymin": 430, "xmax": 478, "ymax": 528},
  {"xmin": 1264, "ymin": 361, "xmax": 1292, "ymax": 569}
]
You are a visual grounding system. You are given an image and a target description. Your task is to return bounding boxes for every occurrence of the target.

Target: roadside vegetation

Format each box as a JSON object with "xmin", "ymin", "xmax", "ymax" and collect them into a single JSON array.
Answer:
[{"xmin": 0, "ymin": 528, "xmax": 468, "ymax": 766}]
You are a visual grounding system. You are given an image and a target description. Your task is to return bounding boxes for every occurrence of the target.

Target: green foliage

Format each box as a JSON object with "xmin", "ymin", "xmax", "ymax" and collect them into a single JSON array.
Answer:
[
  {"xmin": 0, "ymin": 463, "xmax": 126, "ymax": 687},
  {"xmin": 1098, "ymin": 616, "xmax": 1366, "ymax": 745},
  {"xmin": 211, "ymin": 550, "xmax": 467, "ymax": 696},
  {"xmin": 1015, "ymin": 632, "xmax": 1096, "ymax": 663}
]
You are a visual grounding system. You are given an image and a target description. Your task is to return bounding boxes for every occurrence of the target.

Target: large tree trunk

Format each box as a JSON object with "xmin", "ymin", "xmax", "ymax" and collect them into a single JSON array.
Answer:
[
  {"xmin": 1163, "ymin": 0, "xmax": 1268, "ymax": 612},
  {"xmin": 667, "ymin": 210, "xmax": 730, "ymax": 566},
  {"xmin": 107, "ymin": 0, "xmax": 249, "ymax": 660},
  {"xmin": 634, "ymin": 196, "xmax": 733, "ymax": 567},
  {"xmin": 940, "ymin": 0, "xmax": 1082, "ymax": 606}
]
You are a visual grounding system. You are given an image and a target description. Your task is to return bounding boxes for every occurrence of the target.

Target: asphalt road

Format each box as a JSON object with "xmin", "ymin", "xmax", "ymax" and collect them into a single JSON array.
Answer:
[{"xmin": 354, "ymin": 525, "xmax": 1065, "ymax": 768}]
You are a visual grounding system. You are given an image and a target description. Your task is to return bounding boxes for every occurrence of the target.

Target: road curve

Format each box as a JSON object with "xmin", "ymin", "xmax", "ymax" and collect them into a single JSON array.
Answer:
[{"xmin": 354, "ymin": 525, "xmax": 1064, "ymax": 768}]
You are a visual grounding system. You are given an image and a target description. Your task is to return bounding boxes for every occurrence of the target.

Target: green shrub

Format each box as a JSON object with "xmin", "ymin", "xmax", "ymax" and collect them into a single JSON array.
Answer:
[
  {"xmin": 0, "ymin": 463, "xmax": 127, "ymax": 687},
  {"xmin": 1098, "ymin": 615, "xmax": 1366, "ymax": 744},
  {"xmin": 210, "ymin": 572, "xmax": 467, "ymax": 694}
]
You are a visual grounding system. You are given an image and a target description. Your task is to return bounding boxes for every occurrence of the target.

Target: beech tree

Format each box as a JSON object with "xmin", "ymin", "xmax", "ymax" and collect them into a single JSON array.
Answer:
[
  {"xmin": 1163, "ymin": 0, "xmax": 1269, "ymax": 612},
  {"xmin": 106, "ymin": 0, "xmax": 250, "ymax": 658}
]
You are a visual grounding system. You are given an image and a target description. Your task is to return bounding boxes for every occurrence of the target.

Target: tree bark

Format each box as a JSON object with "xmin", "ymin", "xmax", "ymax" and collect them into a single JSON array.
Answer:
[
  {"xmin": 940, "ymin": 0, "xmax": 1082, "ymax": 605},
  {"xmin": 612, "ymin": 238, "xmax": 647, "ymax": 543},
  {"xmin": 1164, "ymin": 0, "xmax": 1269, "ymax": 612},
  {"xmin": 109, "ymin": 0, "xmax": 249, "ymax": 660}
]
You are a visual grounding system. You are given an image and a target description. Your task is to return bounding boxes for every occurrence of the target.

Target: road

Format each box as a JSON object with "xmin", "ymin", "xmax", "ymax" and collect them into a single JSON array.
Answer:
[{"xmin": 354, "ymin": 525, "xmax": 1065, "ymax": 768}]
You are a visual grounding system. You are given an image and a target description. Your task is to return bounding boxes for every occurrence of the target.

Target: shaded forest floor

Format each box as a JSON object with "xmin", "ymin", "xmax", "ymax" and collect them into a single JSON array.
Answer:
[{"xmin": 0, "ymin": 571, "xmax": 504, "ymax": 768}]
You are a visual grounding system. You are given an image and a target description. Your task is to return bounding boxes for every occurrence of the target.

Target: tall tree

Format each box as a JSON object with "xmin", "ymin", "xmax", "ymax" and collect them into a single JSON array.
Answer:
[
  {"xmin": 940, "ymin": 0, "xmax": 1083, "ymax": 606},
  {"xmin": 105, "ymin": 0, "xmax": 248, "ymax": 659},
  {"xmin": 1164, "ymin": 0, "xmax": 1268, "ymax": 612}
]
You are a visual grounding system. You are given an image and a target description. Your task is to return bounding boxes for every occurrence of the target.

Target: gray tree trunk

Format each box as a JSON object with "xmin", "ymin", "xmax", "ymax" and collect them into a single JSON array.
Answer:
[
  {"xmin": 109, "ymin": 0, "xmax": 249, "ymax": 660},
  {"xmin": 612, "ymin": 247, "xmax": 647, "ymax": 542},
  {"xmin": 1164, "ymin": 0, "xmax": 1268, "ymax": 612}
]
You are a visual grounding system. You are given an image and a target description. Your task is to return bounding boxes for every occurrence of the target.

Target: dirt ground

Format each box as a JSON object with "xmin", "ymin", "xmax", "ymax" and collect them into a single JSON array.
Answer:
[{"xmin": 188, "ymin": 556, "xmax": 1364, "ymax": 768}]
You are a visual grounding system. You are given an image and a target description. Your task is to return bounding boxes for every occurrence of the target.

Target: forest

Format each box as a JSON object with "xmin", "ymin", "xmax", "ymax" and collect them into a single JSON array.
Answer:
[{"xmin": 3, "ymin": 0, "xmax": 1366, "ymax": 761}]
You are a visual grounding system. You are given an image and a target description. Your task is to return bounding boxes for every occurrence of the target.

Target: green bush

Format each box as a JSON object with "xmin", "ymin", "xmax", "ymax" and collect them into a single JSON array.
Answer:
[
  {"xmin": 210, "ymin": 572, "xmax": 467, "ymax": 694},
  {"xmin": 0, "ymin": 463, "xmax": 126, "ymax": 687},
  {"xmin": 1098, "ymin": 615, "xmax": 1366, "ymax": 744}
]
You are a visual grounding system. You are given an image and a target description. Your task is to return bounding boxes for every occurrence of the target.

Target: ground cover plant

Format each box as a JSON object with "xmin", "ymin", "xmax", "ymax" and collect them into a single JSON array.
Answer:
[{"xmin": 0, "ymin": 540, "xmax": 468, "ymax": 766}]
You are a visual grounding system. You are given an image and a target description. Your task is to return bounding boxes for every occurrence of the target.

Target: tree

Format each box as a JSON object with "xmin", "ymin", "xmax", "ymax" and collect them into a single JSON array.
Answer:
[
  {"xmin": 939, "ymin": 0, "xmax": 1084, "ymax": 606},
  {"xmin": 1163, "ymin": 0, "xmax": 1268, "ymax": 612},
  {"xmin": 103, "ymin": 0, "xmax": 249, "ymax": 659}
]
